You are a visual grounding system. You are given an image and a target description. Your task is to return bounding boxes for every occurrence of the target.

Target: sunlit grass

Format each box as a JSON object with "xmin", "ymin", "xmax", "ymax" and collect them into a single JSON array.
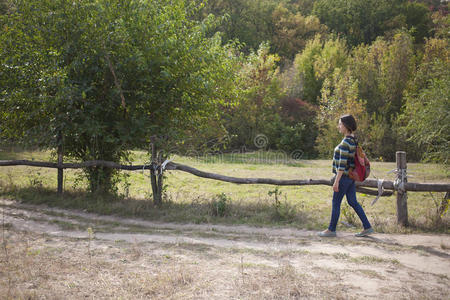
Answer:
[{"xmin": 0, "ymin": 148, "xmax": 448, "ymax": 232}]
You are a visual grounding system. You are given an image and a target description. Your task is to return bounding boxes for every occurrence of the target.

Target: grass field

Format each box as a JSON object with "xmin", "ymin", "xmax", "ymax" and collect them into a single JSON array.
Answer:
[{"xmin": 0, "ymin": 148, "xmax": 449, "ymax": 233}]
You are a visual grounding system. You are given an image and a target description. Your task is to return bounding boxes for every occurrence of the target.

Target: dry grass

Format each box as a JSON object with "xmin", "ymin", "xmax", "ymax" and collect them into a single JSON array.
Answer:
[
  {"xmin": 0, "ymin": 230, "xmax": 203, "ymax": 299},
  {"xmin": 1, "ymin": 205, "xmax": 449, "ymax": 300}
]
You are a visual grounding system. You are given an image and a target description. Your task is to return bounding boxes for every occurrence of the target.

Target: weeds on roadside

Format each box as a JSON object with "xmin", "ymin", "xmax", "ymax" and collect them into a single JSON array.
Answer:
[
  {"xmin": 268, "ymin": 187, "xmax": 297, "ymax": 222},
  {"xmin": 27, "ymin": 170, "xmax": 44, "ymax": 190},
  {"xmin": 210, "ymin": 193, "xmax": 230, "ymax": 217},
  {"xmin": 87, "ymin": 227, "xmax": 94, "ymax": 266}
]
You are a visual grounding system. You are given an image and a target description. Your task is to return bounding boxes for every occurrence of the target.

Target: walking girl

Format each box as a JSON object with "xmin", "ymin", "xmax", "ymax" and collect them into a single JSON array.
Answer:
[{"xmin": 318, "ymin": 114, "xmax": 374, "ymax": 237}]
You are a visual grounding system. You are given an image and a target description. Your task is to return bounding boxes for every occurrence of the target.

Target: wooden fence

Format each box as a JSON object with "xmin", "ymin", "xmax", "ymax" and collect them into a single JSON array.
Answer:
[{"xmin": 1, "ymin": 151, "xmax": 449, "ymax": 226}]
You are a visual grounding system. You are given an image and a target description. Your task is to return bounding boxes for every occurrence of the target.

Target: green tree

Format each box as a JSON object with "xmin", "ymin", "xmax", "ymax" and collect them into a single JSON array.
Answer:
[
  {"xmin": 401, "ymin": 62, "xmax": 449, "ymax": 163},
  {"xmin": 201, "ymin": 0, "xmax": 278, "ymax": 54},
  {"xmin": 348, "ymin": 38, "xmax": 387, "ymax": 115},
  {"xmin": 402, "ymin": 1, "xmax": 432, "ymax": 43},
  {"xmin": 398, "ymin": 37, "xmax": 449, "ymax": 163},
  {"xmin": 293, "ymin": 35, "xmax": 348, "ymax": 104},
  {"xmin": 0, "ymin": 0, "xmax": 238, "ymax": 193},
  {"xmin": 379, "ymin": 32, "xmax": 415, "ymax": 120},
  {"xmin": 316, "ymin": 68, "xmax": 369, "ymax": 157},
  {"xmin": 200, "ymin": 0, "xmax": 328, "ymax": 62},
  {"xmin": 224, "ymin": 42, "xmax": 284, "ymax": 149},
  {"xmin": 271, "ymin": 4, "xmax": 328, "ymax": 61},
  {"xmin": 312, "ymin": 0, "xmax": 431, "ymax": 47}
]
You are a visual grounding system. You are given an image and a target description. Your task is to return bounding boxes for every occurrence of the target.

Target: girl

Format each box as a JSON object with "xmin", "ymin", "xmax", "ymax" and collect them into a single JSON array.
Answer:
[{"xmin": 318, "ymin": 114, "xmax": 374, "ymax": 237}]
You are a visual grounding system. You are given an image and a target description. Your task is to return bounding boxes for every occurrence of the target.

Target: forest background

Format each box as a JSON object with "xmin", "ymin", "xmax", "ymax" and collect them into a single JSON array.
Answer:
[{"xmin": 0, "ymin": 0, "xmax": 449, "ymax": 193}]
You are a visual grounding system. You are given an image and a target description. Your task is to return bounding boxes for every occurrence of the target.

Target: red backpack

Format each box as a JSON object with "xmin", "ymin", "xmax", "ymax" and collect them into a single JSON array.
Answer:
[{"xmin": 349, "ymin": 140, "xmax": 370, "ymax": 182}]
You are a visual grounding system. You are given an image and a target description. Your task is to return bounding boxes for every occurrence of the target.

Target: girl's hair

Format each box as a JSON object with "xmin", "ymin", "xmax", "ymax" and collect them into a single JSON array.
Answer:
[{"xmin": 340, "ymin": 114, "xmax": 357, "ymax": 132}]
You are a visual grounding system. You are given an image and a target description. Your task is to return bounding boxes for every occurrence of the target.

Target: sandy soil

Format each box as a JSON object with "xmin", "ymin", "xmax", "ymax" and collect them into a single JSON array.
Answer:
[{"xmin": 1, "ymin": 199, "xmax": 449, "ymax": 299}]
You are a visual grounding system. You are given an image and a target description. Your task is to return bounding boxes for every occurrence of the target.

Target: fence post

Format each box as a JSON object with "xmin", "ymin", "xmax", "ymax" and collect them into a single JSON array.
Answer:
[
  {"xmin": 57, "ymin": 133, "xmax": 63, "ymax": 196},
  {"xmin": 396, "ymin": 151, "xmax": 408, "ymax": 226},
  {"xmin": 150, "ymin": 136, "xmax": 161, "ymax": 206}
]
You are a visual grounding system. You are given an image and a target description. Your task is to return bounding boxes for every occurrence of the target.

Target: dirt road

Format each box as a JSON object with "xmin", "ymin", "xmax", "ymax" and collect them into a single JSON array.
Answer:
[{"xmin": 1, "ymin": 199, "xmax": 449, "ymax": 299}]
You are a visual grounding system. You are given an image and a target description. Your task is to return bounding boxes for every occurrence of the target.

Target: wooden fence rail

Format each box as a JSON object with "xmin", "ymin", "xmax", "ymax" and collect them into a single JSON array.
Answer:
[
  {"xmin": 0, "ymin": 159, "xmax": 448, "ymax": 192},
  {"xmin": 1, "ymin": 151, "xmax": 449, "ymax": 226}
]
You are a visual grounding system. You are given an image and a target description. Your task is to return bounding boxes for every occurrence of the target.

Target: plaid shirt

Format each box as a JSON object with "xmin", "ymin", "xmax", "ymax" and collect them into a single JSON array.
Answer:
[{"xmin": 332, "ymin": 136, "xmax": 356, "ymax": 175}]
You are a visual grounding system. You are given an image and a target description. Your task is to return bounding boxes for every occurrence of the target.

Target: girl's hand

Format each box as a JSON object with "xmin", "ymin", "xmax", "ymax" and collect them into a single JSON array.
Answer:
[
  {"xmin": 333, "ymin": 171, "xmax": 343, "ymax": 192},
  {"xmin": 333, "ymin": 181, "xmax": 339, "ymax": 192}
]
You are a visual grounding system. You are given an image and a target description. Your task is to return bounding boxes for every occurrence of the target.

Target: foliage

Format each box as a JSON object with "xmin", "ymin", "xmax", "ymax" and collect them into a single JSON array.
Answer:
[
  {"xmin": 0, "ymin": 0, "xmax": 239, "ymax": 192},
  {"xmin": 378, "ymin": 32, "xmax": 415, "ymax": 120},
  {"xmin": 312, "ymin": 0, "xmax": 432, "ymax": 47},
  {"xmin": 400, "ymin": 60, "xmax": 449, "ymax": 164},
  {"xmin": 200, "ymin": 0, "xmax": 328, "ymax": 60},
  {"xmin": 397, "ymin": 37, "xmax": 449, "ymax": 164},
  {"xmin": 210, "ymin": 192, "xmax": 230, "ymax": 217},
  {"xmin": 294, "ymin": 35, "xmax": 348, "ymax": 104},
  {"xmin": 293, "ymin": 35, "xmax": 325, "ymax": 104},
  {"xmin": 315, "ymin": 68, "xmax": 369, "ymax": 157},
  {"xmin": 314, "ymin": 31, "xmax": 417, "ymax": 160},
  {"xmin": 271, "ymin": 4, "xmax": 328, "ymax": 61},
  {"xmin": 224, "ymin": 42, "xmax": 284, "ymax": 150}
]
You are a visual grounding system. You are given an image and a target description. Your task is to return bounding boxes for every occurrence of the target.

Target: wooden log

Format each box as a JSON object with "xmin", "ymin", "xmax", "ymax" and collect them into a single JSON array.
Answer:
[
  {"xmin": 165, "ymin": 162, "xmax": 448, "ymax": 193},
  {"xmin": 165, "ymin": 162, "xmax": 332, "ymax": 186},
  {"xmin": 355, "ymin": 187, "xmax": 393, "ymax": 197},
  {"xmin": 396, "ymin": 151, "xmax": 408, "ymax": 226},
  {"xmin": 0, "ymin": 160, "xmax": 151, "ymax": 170}
]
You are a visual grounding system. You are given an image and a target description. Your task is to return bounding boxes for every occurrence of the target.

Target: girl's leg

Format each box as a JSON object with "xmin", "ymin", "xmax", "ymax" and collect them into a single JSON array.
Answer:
[
  {"xmin": 328, "ymin": 178, "xmax": 349, "ymax": 232},
  {"xmin": 346, "ymin": 180, "xmax": 372, "ymax": 230}
]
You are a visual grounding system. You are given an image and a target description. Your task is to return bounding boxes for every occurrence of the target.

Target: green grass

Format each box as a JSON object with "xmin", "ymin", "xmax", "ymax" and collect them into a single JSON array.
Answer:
[{"xmin": 0, "ymin": 148, "xmax": 449, "ymax": 233}]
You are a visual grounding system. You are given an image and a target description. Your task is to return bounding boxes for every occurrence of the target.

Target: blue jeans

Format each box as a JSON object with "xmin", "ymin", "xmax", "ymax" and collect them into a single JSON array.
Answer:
[{"xmin": 328, "ymin": 175, "xmax": 371, "ymax": 232}]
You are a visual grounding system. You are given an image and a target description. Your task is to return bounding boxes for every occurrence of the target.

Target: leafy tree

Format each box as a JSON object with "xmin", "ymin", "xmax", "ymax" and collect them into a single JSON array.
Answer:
[
  {"xmin": 402, "ymin": 1, "xmax": 432, "ymax": 43},
  {"xmin": 224, "ymin": 42, "xmax": 284, "ymax": 149},
  {"xmin": 201, "ymin": 0, "xmax": 278, "ymax": 54},
  {"xmin": 379, "ymin": 32, "xmax": 415, "ymax": 120},
  {"xmin": 276, "ymin": 97, "xmax": 318, "ymax": 156},
  {"xmin": 312, "ymin": 0, "xmax": 432, "ymax": 46},
  {"xmin": 271, "ymin": 4, "xmax": 328, "ymax": 61},
  {"xmin": 349, "ymin": 39, "xmax": 387, "ymax": 115},
  {"xmin": 431, "ymin": 9, "xmax": 450, "ymax": 40},
  {"xmin": 201, "ymin": 0, "xmax": 328, "ymax": 61},
  {"xmin": 401, "ymin": 61, "xmax": 449, "ymax": 164},
  {"xmin": 315, "ymin": 68, "xmax": 369, "ymax": 157},
  {"xmin": 0, "ymin": 0, "xmax": 238, "ymax": 193},
  {"xmin": 293, "ymin": 35, "xmax": 348, "ymax": 104},
  {"xmin": 293, "ymin": 35, "xmax": 324, "ymax": 104},
  {"xmin": 398, "ymin": 37, "xmax": 449, "ymax": 163}
]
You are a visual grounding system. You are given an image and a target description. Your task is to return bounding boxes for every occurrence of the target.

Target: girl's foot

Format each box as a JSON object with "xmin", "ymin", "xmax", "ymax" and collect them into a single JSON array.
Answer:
[
  {"xmin": 318, "ymin": 229, "xmax": 336, "ymax": 237},
  {"xmin": 355, "ymin": 227, "xmax": 374, "ymax": 237}
]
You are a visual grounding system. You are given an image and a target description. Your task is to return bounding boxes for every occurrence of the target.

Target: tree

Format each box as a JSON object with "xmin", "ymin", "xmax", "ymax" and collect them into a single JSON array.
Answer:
[
  {"xmin": 379, "ymin": 32, "xmax": 415, "ymax": 120},
  {"xmin": 401, "ymin": 62, "xmax": 449, "ymax": 164},
  {"xmin": 0, "ymin": 0, "xmax": 238, "ymax": 193},
  {"xmin": 402, "ymin": 1, "xmax": 432, "ymax": 43},
  {"xmin": 293, "ymin": 35, "xmax": 348, "ymax": 104},
  {"xmin": 398, "ymin": 37, "xmax": 449, "ymax": 163},
  {"xmin": 315, "ymin": 68, "xmax": 369, "ymax": 157},
  {"xmin": 201, "ymin": 0, "xmax": 278, "ymax": 54},
  {"xmin": 312, "ymin": 0, "xmax": 432, "ymax": 47},
  {"xmin": 224, "ymin": 42, "xmax": 284, "ymax": 149},
  {"xmin": 271, "ymin": 4, "xmax": 328, "ymax": 61}
]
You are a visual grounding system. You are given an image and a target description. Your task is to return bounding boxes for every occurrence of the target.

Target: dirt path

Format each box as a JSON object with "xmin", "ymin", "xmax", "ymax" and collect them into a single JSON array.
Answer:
[{"xmin": 1, "ymin": 199, "xmax": 449, "ymax": 299}]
